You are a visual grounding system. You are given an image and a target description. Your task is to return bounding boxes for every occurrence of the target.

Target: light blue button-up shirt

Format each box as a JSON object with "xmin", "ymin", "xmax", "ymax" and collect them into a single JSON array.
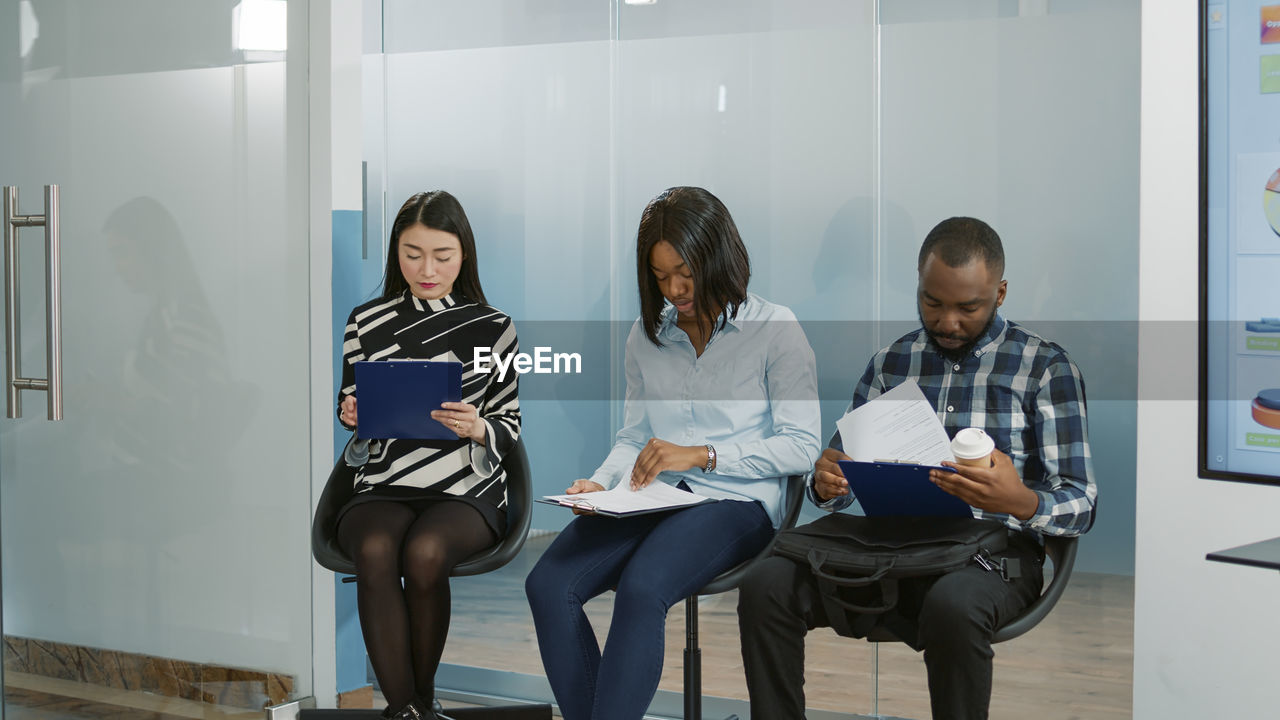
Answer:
[{"xmin": 587, "ymin": 293, "xmax": 822, "ymax": 526}]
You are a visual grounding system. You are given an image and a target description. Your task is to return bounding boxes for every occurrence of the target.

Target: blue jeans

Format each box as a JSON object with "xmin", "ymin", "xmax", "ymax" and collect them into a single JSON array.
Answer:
[{"xmin": 525, "ymin": 498, "xmax": 773, "ymax": 720}]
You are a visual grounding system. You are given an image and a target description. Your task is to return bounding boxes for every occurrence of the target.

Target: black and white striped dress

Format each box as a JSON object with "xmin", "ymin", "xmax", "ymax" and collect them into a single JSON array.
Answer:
[{"xmin": 337, "ymin": 291, "xmax": 521, "ymax": 532}]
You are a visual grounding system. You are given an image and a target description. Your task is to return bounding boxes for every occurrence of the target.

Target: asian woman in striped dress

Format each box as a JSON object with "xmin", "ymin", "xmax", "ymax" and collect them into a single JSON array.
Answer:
[{"xmin": 335, "ymin": 191, "xmax": 520, "ymax": 720}]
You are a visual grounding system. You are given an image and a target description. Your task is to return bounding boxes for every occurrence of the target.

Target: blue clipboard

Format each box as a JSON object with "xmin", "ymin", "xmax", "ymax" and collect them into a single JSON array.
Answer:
[
  {"xmin": 837, "ymin": 460, "xmax": 974, "ymax": 518},
  {"xmin": 354, "ymin": 360, "xmax": 463, "ymax": 440}
]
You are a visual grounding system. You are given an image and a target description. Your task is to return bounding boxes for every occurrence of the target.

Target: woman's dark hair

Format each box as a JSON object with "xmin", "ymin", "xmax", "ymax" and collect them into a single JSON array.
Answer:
[
  {"xmin": 381, "ymin": 190, "xmax": 487, "ymax": 304},
  {"xmin": 636, "ymin": 186, "xmax": 751, "ymax": 346}
]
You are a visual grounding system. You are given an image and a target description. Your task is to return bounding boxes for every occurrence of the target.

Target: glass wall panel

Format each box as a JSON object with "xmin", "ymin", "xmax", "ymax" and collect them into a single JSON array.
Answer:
[
  {"xmin": 878, "ymin": 0, "xmax": 1140, "ymax": 576},
  {"xmin": 873, "ymin": 1, "xmax": 1139, "ymax": 718},
  {"xmin": 363, "ymin": 0, "xmax": 1138, "ymax": 716},
  {"xmin": 0, "ymin": 0, "xmax": 313, "ymax": 715},
  {"xmin": 615, "ymin": 0, "xmax": 877, "ymax": 709},
  {"xmin": 373, "ymin": 0, "xmax": 616, "ymax": 700}
]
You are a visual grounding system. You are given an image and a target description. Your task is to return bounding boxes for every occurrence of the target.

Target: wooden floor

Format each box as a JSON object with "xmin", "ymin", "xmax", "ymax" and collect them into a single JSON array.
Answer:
[
  {"xmin": 442, "ymin": 533, "xmax": 1134, "ymax": 720},
  {"xmin": 0, "ymin": 533, "xmax": 1132, "ymax": 719},
  {"xmin": 2, "ymin": 672, "xmax": 261, "ymax": 719}
]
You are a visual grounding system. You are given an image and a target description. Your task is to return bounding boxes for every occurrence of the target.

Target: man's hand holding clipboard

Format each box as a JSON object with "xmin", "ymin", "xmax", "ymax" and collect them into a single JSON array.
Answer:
[{"xmin": 813, "ymin": 446, "xmax": 853, "ymax": 502}]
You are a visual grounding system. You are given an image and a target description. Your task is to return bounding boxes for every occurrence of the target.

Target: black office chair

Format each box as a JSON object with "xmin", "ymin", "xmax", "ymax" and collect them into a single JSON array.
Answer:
[
  {"xmin": 312, "ymin": 438, "xmax": 534, "ymax": 579},
  {"xmin": 992, "ymin": 533, "xmax": 1077, "ymax": 643},
  {"xmin": 863, "ymin": 533, "xmax": 1080, "ymax": 644},
  {"xmin": 680, "ymin": 475, "xmax": 806, "ymax": 720},
  {"xmin": 308, "ymin": 437, "xmax": 550, "ymax": 720}
]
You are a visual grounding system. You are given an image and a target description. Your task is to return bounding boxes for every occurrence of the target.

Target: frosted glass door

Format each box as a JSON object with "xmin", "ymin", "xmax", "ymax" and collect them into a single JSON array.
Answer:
[{"xmin": 0, "ymin": 1, "xmax": 314, "ymax": 715}]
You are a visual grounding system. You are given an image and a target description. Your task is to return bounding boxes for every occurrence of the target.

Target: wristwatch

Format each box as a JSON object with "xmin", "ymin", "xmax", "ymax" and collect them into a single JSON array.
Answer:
[{"xmin": 702, "ymin": 444, "xmax": 717, "ymax": 473}]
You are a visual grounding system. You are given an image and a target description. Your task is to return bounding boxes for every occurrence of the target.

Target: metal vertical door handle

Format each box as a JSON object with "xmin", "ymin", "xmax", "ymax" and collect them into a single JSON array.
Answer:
[
  {"xmin": 361, "ymin": 161, "xmax": 369, "ymax": 260},
  {"xmin": 2, "ymin": 185, "xmax": 63, "ymax": 421}
]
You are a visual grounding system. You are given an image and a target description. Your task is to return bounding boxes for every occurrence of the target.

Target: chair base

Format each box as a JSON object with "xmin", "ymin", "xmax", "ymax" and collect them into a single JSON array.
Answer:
[{"xmin": 299, "ymin": 705, "xmax": 552, "ymax": 720}]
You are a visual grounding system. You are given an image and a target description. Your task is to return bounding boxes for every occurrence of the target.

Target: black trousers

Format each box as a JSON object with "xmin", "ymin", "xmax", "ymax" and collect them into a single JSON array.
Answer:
[{"xmin": 738, "ymin": 531, "xmax": 1044, "ymax": 720}]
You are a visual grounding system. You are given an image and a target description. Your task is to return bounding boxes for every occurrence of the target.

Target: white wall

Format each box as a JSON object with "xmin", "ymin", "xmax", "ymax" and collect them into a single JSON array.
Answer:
[
  {"xmin": 331, "ymin": 0, "xmax": 363, "ymax": 213},
  {"xmin": 1134, "ymin": 1, "xmax": 1280, "ymax": 716}
]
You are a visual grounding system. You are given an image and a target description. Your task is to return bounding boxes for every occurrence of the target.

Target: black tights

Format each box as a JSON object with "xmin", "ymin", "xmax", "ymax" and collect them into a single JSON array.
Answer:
[{"xmin": 337, "ymin": 499, "xmax": 497, "ymax": 710}]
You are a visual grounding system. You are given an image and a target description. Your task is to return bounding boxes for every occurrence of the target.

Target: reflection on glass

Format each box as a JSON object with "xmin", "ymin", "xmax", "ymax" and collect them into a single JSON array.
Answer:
[
  {"xmin": 1, "ymin": 9, "xmax": 310, "ymax": 709},
  {"xmin": 19, "ymin": 0, "xmax": 38, "ymax": 58},
  {"xmin": 100, "ymin": 197, "xmax": 246, "ymax": 477},
  {"xmin": 234, "ymin": 0, "xmax": 288, "ymax": 57}
]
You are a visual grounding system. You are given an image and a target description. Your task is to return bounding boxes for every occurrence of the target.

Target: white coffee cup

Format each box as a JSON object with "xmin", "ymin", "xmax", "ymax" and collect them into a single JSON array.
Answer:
[{"xmin": 950, "ymin": 427, "xmax": 995, "ymax": 468}]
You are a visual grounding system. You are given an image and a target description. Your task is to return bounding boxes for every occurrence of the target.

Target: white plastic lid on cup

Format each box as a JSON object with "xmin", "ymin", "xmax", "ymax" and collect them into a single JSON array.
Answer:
[{"xmin": 950, "ymin": 427, "xmax": 995, "ymax": 461}]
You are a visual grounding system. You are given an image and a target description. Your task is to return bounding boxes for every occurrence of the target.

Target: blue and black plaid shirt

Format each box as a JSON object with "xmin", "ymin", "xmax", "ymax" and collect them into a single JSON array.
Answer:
[{"xmin": 814, "ymin": 314, "xmax": 1097, "ymax": 537}]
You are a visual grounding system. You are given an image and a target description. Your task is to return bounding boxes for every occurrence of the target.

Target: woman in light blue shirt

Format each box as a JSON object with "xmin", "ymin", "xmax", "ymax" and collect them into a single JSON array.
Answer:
[{"xmin": 525, "ymin": 186, "xmax": 822, "ymax": 720}]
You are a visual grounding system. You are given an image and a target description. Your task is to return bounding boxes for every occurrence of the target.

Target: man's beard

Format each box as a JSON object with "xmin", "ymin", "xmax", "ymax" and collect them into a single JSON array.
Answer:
[{"xmin": 917, "ymin": 305, "xmax": 997, "ymax": 363}]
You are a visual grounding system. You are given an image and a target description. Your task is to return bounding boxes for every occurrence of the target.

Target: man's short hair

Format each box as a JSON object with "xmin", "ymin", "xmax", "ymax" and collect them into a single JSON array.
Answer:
[{"xmin": 916, "ymin": 217, "xmax": 1005, "ymax": 278}]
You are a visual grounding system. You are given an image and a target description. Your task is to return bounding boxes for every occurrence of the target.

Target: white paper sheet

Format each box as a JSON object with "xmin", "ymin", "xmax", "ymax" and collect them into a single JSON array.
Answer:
[
  {"xmin": 541, "ymin": 479, "xmax": 712, "ymax": 515},
  {"xmin": 834, "ymin": 379, "xmax": 955, "ymax": 465}
]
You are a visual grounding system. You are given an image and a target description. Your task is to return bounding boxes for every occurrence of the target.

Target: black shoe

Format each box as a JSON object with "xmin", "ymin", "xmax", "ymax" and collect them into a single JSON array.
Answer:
[
  {"xmin": 427, "ymin": 697, "xmax": 455, "ymax": 720},
  {"xmin": 381, "ymin": 698, "xmax": 432, "ymax": 720}
]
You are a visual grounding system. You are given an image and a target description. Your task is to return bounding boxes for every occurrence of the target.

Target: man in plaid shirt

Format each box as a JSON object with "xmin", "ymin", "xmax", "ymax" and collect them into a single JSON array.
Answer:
[{"xmin": 738, "ymin": 217, "xmax": 1097, "ymax": 720}]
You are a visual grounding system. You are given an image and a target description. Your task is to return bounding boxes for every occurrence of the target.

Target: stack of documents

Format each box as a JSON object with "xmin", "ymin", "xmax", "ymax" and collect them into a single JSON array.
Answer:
[
  {"xmin": 835, "ymin": 379, "xmax": 955, "ymax": 465},
  {"xmin": 539, "ymin": 481, "xmax": 714, "ymax": 518},
  {"xmin": 834, "ymin": 380, "xmax": 974, "ymax": 518}
]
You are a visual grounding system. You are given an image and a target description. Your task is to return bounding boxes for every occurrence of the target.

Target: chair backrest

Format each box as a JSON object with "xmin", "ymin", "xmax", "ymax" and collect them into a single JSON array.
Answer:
[
  {"xmin": 311, "ymin": 452, "xmax": 358, "ymax": 576},
  {"xmin": 990, "ymin": 534, "xmax": 1077, "ymax": 643},
  {"xmin": 452, "ymin": 438, "xmax": 533, "ymax": 576},
  {"xmin": 699, "ymin": 473, "xmax": 806, "ymax": 596},
  {"xmin": 310, "ymin": 437, "xmax": 534, "ymax": 579}
]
